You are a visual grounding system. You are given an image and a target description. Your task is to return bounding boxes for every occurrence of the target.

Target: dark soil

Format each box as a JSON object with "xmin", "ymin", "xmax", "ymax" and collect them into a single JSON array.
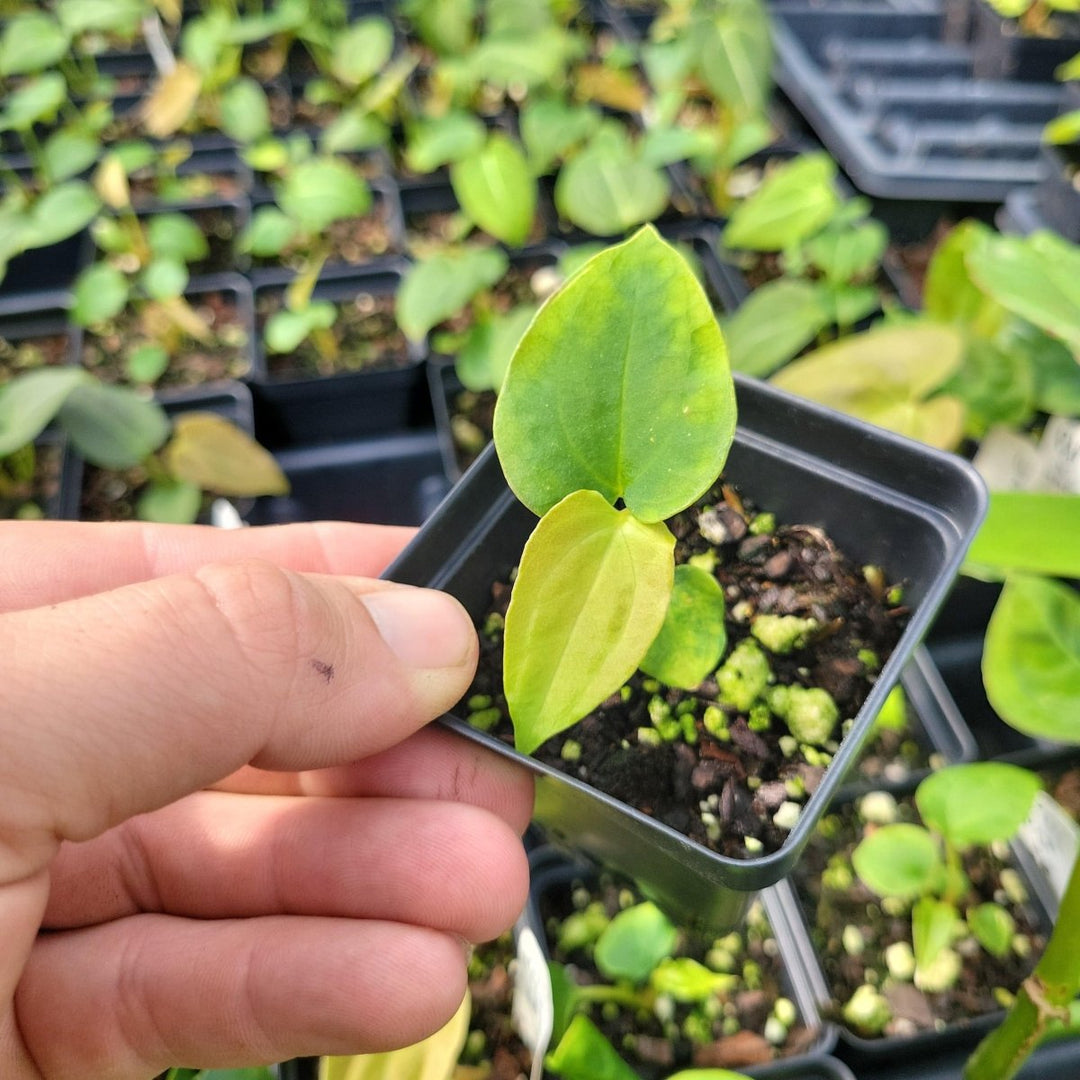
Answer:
[
  {"xmin": 854, "ymin": 700, "xmax": 935, "ymax": 787},
  {"xmin": 80, "ymin": 291, "xmax": 252, "ymax": 389},
  {"xmin": 405, "ymin": 204, "xmax": 551, "ymax": 252},
  {"xmin": 79, "ymin": 463, "xmax": 153, "ymax": 522},
  {"xmin": 465, "ymin": 479, "xmax": 908, "ymax": 858},
  {"xmin": 257, "ymin": 290, "xmax": 412, "ymax": 380},
  {"xmin": 792, "ymin": 794, "xmax": 1046, "ymax": 1040},
  {"xmin": 540, "ymin": 870, "xmax": 821, "ymax": 1076},
  {"xmin": 449, "ymin": 387, "xmax": 496, "ymax": 473},
  {"xmin": 129, "ymin": 171, "xmax": 247, "ymax": 207},
  {"xmin": 0, "ymin": 441, "xmax": 62, "ymax": 520},
  {"xmin": 0, "ymin": 331, "xmax": 70, "ymax": 383}
]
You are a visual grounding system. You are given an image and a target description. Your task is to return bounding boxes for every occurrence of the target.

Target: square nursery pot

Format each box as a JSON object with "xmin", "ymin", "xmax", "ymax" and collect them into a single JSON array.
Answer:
[
  {"xmin": 527, "ymin": 849, "xmax": 838, "ymax": 1075},
  {"xmin": 245, "ymin": 431, "xmax": 451, "ymax": 528},
  {"xmin": 250, "ymin": 262, "xmax": 430, "ymax": 449},
  {"xmin": 384, "ymin": 376, "xmax": 987, "ymax": 932},
  {"xmin": 1001, "ymin": 143, "xmax": 1080, "ymax": 243},
  {"xmin": 65, "ymin": 380, "xmax": 258, "ymax": 524},
  {"xmin": 769, "ymin": 2, "xmax": 1064, "ymax": 201},
  {"xmin": 970, "ymin": 0, "xmax": 1080, "ymax": 81},
  {"xmin": 776, "ymin": 781, "xmax": 1057, "ymax": 1068}
]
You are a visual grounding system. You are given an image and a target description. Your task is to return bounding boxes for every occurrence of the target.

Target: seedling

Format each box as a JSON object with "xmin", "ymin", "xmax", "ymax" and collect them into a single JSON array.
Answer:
[
  {"xmin": 850, "ymin": 763, "xmax": 1041, "ymax": 996},
  {"xmin": 0, "ymin": 367, "xmax": 287, "ymax": 523}
]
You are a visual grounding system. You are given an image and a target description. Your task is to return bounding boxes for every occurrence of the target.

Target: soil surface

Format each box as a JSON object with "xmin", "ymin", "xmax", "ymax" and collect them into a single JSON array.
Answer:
[
  {"xmin": 80, "ymin": 291, "xmax": 252, "ymax": 389},
  {"xmin": 257, "ymin": 290, "xmax": 412, "ymax": 380},
  {"xmin": 792, "ymin": 794, "xmax": 1045, "ymax": 1040},
  {"xmin": 449, "ymin": 387, "xmax": 496, "ymax": 473},
  {"xmin": 0, "ymin": 330, "xmax": 70, "ymax": 382},
  {"xmin": 539, "ymin": 870, "xmax": 821, "ymax": 1076},
  {"xmin": 465, "ymin": 479, "xmax": 908, "ymax": 858},
  {"xmin": 0, "ymin": 441, "xmax": 62, "ymax": 520}
]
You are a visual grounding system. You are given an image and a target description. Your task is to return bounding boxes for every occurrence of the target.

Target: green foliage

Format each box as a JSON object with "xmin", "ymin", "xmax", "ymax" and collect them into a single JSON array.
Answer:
[
  {"xmin": 455, "ymin": 304, "xmax": 537, "ymax": 393},
  {"xmin": 264, "ymin": 300, "xmax": 337, "ymax": 353},
  {"xmin": 59, "ymin": 381, "xmax": 171, "ymax": 469},
  {"xmin": 520, "ymin": 98, "xmax": 601, "ymax": 175},
  {"xmin": 217, "ymin": 77, "xmax": 272, "ymax": 144},
  {"xmin": 329, "ymin": 17, "xmax": 394, "ymax": 86},
  {"xmin": 275, "ymin": 157, "xmax": 372, "ymax": 234},
  {"xmin": 640, "ymin": 565, "xmax": 728, "ymax": 690},
  {"xmin": 594, "ymin": 902, "xmax": 679, "ymax": 983},
  {"xmin": 968, "ymin": 902, "xmax": 1016, "ymax": 959},
  {"xmin": 983, "ymin": 574, "xmax": 1080, "ymax": 744},
  {"xmin": 851, "ymin": 823, "xmax": 942, "ymax": 899},
  {"xmin": 404, "ymin": 111, "xmax": 486, "ymax": 173},
  {"xmin": 545, "ymin": 1014, "xmax": 641, "ymax": 1080},
  {"xmin": 0, "ymin": 13, "xmax": 70, "ymax": 76},
  {"xmin": 450, "ymin": 133, "xmax": 537, "ymax": 246},
  {"xmin": 966, "ymin": 493, "xmax": 1080, "ymax": 580}
]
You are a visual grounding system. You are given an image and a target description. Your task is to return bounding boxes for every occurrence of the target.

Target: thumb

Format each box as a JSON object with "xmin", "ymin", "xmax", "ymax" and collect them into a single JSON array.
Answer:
[{"xmin": 0, "ymin": 559, "xmax": 478, "ymax": 880}]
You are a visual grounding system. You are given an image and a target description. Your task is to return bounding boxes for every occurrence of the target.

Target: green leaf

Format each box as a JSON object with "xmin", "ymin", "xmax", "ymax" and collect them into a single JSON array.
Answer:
[
  {"xmin": 0, "ymin": 13, "xmax": 70, "ymax": 76},
  {"xmin": 721, "ymin": 154, "xmax": 840, "ymax": 252},
  {"xmin": 916, "ymin": 762, "xmax": 1042, "ymax": 848},
  {"xmin": 164, "ymin": 413, "xmax": 289, "ymax": 497},
  {"xmin": 554, "ymin": 132, "xmax": 670, "ymax": 237},
  {"xmin": 240, "ymin": 206, "xmax": 298, "ymax": 257},
  {"xmin": 56, "ymin": 0, "xmax": 145, "ymax": 37},
  {"xmin": 125, "ymin": 343, "xmax": 170, "ymax": 385},
  {"xmin": 450, "ymin": 133, "xmax": 537, "ymax": 247},
  {"xmin": 264, "ymin": 303, "xmax": 337, "ymax": 354},
  {"xmin": 852, "ymin": 823, "xmax": 942, "ymax": 899},
  {"xmin": 1044, "ymin": 109, "xmax": 1080, "ymax": 145},
  {"xmin": 594, "ymin": 902, "xmax": 678, "ymax": 984},
  {"xmin": 823, "ymin": 283, "xmax": 880, "ymax": 330},
  {"xmin": 520, "ymin": 98, "xmax": 601, "ymax": 175},
  {"xmin": 923, "ymin": 220, "xmax": 1005, "ymax": 339},
  {"xmin": 770, "ymin": 323, "xmax": 967, "ymax": 450},
  {"xmin": 967, "ymin": 230, "xmax": 1080, "ymax": 356},
  {"xmin": 146, "ymin": 213, "xmax": 209, "ymax": 264},
  {"xmin": 545, "ymin": 1015, "xmax": 641, "ymax": 1080},
  {"xmin": 967, "ymin": 902, "xmax": 1015, "ymax": 959},
  {"xmin": 404, "ymin": 112, "xmax": 486, "ymax": 174},
  {"xmin": 504, "ymin": 490, "xmax": 675, "ymax": 754},
  {"xmin": 276, "ymin": 158, "xmax": 371, "ymax": 235},
  {"xmin": 320, "ymin": 109, "xmax": 389, "ymax": 155},
  {"xmin": 1029, "ymin": 330, "xmax": 1080, "ymax": 416},
  {"xmin": 396, "ymin": 246, "xmax": 508, "ymax": 342},
  {"xmin": 58, "ymin": 382, "xmax": 170, "ymax": 469},
  {"xmin": 455, "ymin": 304, "xmax": 537, "ymax": 393},
  {"xmin": 20, "ymin": 180, "xmax": 100, "ymax": 250},
  {"xmin": 640, "ymin": 564, "xmax": 727, "ymax": 689},
  {"xmin": 983, "ymin": 574, "xmax": 1080, "ymax": 745},
  {"xmin": 494, "ymin": 226, "xmax": 736, "ymax": 522},
  {"xmin": 942, "ymin": 336, "xmax": 1036, "ymax": 437},
  {"xmin": 804, "ymin": 220, "xmax": 887, "ymax": 285},
  {"xmin": 141, "ymin": 257, "xmax": 189, "ymax": 301},
  {"xmin": 71, "ymin": 262, "xmax": 131, "ymax": 326},
  {"xmin": 697, "ymin": 0, "xmax": 774, "ymax": 115},
  {"xmin": 0, "ymin": 72, "xmax": 69, "ymax": 131},
  {"xmin": 42, "ymin": 129, "xmax": 101, "ymax": 184},
  {"xmin": 639, "ymin": 126, "xmax": 716, "ymax": 169},
  {"xmin": 912, "ymin": 897, "xmax": 962, "ymax": 977},
  {"xmin": 218, "ymin": 77, "xmax": 271, "ymax": 144},
  {"xmin": 330, "ymin": 17, "xmax": 394, "ymax": 86},
  {"xmin": 0, "ymin": 368, "xmax": 88, "ymax": 458},
  {"xmin": 137, "ymin": 478, "xmax": 203, "ymax": 524},
  {"xmin": 649, "ymin": 957, "xmax": 736, "ymax": 1003},
  {"xmin": 400, "ymin": 0, "xmax": 477, "ymax": 55},
  {"xmin": 967, "ymin": 493, "xmax": 1080, "ymax": 579},
  {"xmin": 722, "ymin": 279, "xmax": 833, "ymax": 378},
  {"xmin": 467, "ymin": 26, "xmax": 583, "ymax": 92}
]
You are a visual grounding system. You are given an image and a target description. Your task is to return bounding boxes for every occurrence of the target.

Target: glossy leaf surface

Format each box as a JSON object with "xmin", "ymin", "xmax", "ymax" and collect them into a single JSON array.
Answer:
[
  {"xmin": 504, "ymin": 490, "xmax": 675, "ymax": 754},
  {"xmin": 966, "ymin": 493, "xmax": 1080, "ymax": 580},
  {"xmin": 494, "ymin": 226, "xmax": 735, "ymax": 522}
]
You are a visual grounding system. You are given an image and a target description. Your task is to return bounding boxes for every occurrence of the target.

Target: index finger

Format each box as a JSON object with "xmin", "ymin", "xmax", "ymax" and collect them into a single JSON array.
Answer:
[{"xmin": 0, "ymin": 520, "xmax": 415, "ymax": 612}]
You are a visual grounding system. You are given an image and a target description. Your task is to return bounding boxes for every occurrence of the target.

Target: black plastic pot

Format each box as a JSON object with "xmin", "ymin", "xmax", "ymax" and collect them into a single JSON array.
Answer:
[
  {"xmin": 970, "ymin": 0, "xmax": 1080, "ymax": 82},
  {"xmin": 384, "ymin": 375, "xmax": 987, "ymax": 931},
  {"xmin": 770, "ymin": 2, "xmax": 1065, "ymax": 200},
  {"xmin": 775, "ymin": 783, "xmax": 1057, "ymax": 1068},
  {"xmin": 246, "ymin": 431, "xmax": 450, "ymax": 527},
  {"xmin": 249, "ymin": 262, "xmax": 429, "ymax": 449},
  {"xmin": 1000, "ymin": 143, "xmax": 1080, "ymax": 241},
  {"xmin": 529, "ymin": 851, "xmax": 838, "ymax": 1073},
  {"xmin": 852, "ymin": 1032, "xmax": 1080, "ymax": 1079}
]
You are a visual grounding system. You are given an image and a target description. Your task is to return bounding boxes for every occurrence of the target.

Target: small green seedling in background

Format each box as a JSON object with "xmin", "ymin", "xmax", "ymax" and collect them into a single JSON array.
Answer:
[
  {"xmin": 492, "ymin": 225, "xmax": 737, "ymax": 754},
  {"xmin": 851, "ymin": 763, "xmax": 1041, "ymax": 995},
  {"xmin": 0, "ymin": 367, "xmax": 288, "ymax": 523}
]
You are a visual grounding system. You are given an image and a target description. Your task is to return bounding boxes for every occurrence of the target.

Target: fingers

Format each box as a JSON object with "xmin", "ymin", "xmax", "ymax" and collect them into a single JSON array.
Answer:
[
  {"xmin": 16, "ymin": 914, "xmax": 474, "ymax": 1076},
  {"xmin": 212, "ymin": 725, "xmax": 534, "ymax": 836},
  {"xmin": 0, "ymin": 520, "xmax": 416, "ymax": 613},
  {"xmin": 44, "ymin": 793, "xmax": 529, "ymax": 941},
  {"xmin": 0, "ymin": 561, "xmax": 477, "ymax": 879}
]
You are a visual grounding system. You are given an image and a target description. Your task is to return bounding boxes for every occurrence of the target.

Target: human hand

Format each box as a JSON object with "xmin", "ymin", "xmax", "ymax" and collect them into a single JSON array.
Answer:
[{"xmin": 0, "ymin": 521, "xmax": 533, "ymax": 1079}]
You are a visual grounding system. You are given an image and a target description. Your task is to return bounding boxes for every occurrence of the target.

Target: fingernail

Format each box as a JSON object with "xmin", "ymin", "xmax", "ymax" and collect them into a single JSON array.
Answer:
[{"xmin": 360, "ymin": 587, "xmax": 475, "ymax": 670}]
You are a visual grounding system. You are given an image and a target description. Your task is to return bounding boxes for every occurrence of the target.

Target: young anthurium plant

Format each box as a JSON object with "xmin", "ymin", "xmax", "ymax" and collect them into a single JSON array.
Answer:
[
  {"xmin": 491, "ymin": 224, "xmax": 737, "ymax": 755},
  {"xmin": 851, "ymin": 763, "xmax": 1042, "ymax": 996}
]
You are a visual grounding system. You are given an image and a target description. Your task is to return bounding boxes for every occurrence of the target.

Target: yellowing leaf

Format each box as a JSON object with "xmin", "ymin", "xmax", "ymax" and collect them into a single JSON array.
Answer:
[
  {"xmin": 574, "ymin": 63, "xmax": 647, "ymax": 112},
  {"xmin": 164, "ymin": 413, "xmax": 289, "ymax": 497},
  {"xmin": 141, "ymin": 60, "xmax": 202, "ymax": 137},
  {"xmin": 93, "ymin": 153, "xmax": 131, "ymax": 210},
  {"xmin": 320, "ymin": 993, "xmax": 470, "ymax": 1080},
  {"xmin": 151, "ymin": 295, "xmax": 214, "ymax": 343},
  {"xmin": 505, "ymin": 489, "xmax": 676, "ymax": 754}
]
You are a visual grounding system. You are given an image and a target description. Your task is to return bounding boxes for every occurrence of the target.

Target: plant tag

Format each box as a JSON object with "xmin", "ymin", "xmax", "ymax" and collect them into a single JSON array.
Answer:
[
  {"xmin": 512, "ymin": 920, "xmax": 553, "ymax": 1080},
  {"xmin": 1037, "ymin": 416, "xmax": 1080, "ymax": 494},
  {"xmin": 1019, "ymin": 791, "xmax": 1080, "ymax": 906},
  {"xmin": 971, "ymin": 427, "xmax": 1044, "ymax": 492}
]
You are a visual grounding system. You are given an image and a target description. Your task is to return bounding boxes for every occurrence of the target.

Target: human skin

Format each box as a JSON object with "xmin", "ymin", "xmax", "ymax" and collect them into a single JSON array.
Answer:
[{"xmin": 0, "ymin": 520, "xmax": 533, "ymax": 1079}]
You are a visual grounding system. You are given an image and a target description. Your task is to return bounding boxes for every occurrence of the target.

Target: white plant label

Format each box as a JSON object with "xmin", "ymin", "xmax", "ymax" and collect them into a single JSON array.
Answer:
[
  {"xmin": 1037, "ymin": 416, "xmax": 1080, "ymax": 494},
  {"xmin": 972, "ymin": 427, "xmax": 1044, "ymax": 492},
  {"xmin": 1019, "ymin": 791, "xmax": 1080, "ymax": 907},
  {"xmin": 512, "ymin": 921, "xmax": 553, "ymax": 1080}
]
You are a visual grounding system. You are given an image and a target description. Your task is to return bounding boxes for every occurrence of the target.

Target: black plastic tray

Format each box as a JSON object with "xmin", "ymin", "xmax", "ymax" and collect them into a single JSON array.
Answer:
[
  {"xmin": 770, "ymin": 2, "xmax": 1065, "ymax": 200},
  {"xmin": 385, "ymin": 375, "xmax": 987, "ymax": 931}
]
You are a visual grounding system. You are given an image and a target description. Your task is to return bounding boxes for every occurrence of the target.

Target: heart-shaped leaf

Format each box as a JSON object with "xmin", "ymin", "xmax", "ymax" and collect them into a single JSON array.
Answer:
[
  {"xmin": 852, "ymin": 823, "xmax": 942, "ymax": 899},
  {"xmin": 504, "ymin": 489, "xmax": 675, "ymax": 754},
  {"xmin": 450, "ymin": 133, "xmax": 536, "ymax": 247},
  {"xmin": 329, "ymin": 16, "xmax": 394, "ymax": 87},
  {"xmin": 494, "ymin": 226, "xmax": 736, "ymax": 522},
  {"xmin": 594, "ymin": 902, "xmax": 678, "ymax": 984}
]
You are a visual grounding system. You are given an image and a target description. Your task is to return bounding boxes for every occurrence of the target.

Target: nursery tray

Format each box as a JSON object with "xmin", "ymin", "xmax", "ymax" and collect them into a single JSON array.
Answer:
[
  {"xmin": 386, "ymin": 376, "xmax": 986, "ymax": 931},
  {"xmin": 852, "ymin": 1033, "xmax": 1080, "ymax": 1079},
  {"xmin": 770, "ymin": 2, "xmax": 1065, "ymax": 200}
]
